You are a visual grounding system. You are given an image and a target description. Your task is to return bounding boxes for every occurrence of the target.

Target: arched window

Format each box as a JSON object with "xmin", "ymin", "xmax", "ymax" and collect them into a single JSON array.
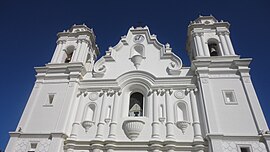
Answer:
[{"xmin": 129, "ymin": 92, "xmax": 143, "ymax": 117}]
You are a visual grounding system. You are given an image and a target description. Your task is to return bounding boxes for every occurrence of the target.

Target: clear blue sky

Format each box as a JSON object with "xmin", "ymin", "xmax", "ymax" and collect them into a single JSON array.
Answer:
[{"xmin": 1, "ymin": 0, "xmax": 269, "ymax": 149}]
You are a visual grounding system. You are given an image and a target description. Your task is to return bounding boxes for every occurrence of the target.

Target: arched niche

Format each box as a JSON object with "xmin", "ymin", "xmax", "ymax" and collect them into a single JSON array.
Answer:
[
  {"xmin": 175, "ymin": 101, "xmax": 189, "ymax": 122},
  {"xmin": 121, "ymin": 82, "xmax": 150, "ymax": 118},
  {"xmin": 130, "ymin": 44, "xmax": 145, "ymax": 58},
  {"xmin": 82, "ymin": 103, "xmax": 96, "ymax": 122},
  {"xmin": 207, "ymin": 38, "xmax": 221, "ymax": 56}
]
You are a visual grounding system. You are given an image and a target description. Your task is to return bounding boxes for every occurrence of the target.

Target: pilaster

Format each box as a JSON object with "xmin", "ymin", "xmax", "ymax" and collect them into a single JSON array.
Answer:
[
  {"xmin": 151, "ymin": 89, "xmax": 160, "ymax": 139},
  {"xmin": 165, "ymin": 89, "xmax": 174, "ymax": 139},
  {"xmin": 217, "ymin": 31, "xmax": 230, "ymax": 55},
  {"xmin": 108, "ymin": 91, "xmax": 122, "ymax": 139},
  {"xmin": 96, "ymin": 90, "xmax": 109, "ymax": 139}
]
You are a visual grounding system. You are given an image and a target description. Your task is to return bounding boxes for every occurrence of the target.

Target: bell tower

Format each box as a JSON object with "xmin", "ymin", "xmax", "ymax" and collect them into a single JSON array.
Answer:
[
  {"xmin": 187, "ymin": 16, "xmax": 270, "ymax": 152},
  {"xmin": 5, "ymin": 24, "xmax": 100, "ymax": 152},
  {"xmin": 50, "ymin": 24, "xmax": 99, "ymax": 70},
  {"xmin": 186, "ymin": 15, "xmax": 236, "ymax": 60}
]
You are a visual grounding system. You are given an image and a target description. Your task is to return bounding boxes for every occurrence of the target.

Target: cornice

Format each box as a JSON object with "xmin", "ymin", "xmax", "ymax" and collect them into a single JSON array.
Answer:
[
  {"xmin": 64, "ymin": 139, "xmax": 195, "ymax": 151},
  {"xmin": 79, "ymin": 71, "xmax": 195, "ymax": 91},
  {"xmin": 9, "ymin": 132, "xmax": 67, "ymax": 138},
  {"xmin": 34, "ymin": 62, "xmax": 87, "ymax": 81}
]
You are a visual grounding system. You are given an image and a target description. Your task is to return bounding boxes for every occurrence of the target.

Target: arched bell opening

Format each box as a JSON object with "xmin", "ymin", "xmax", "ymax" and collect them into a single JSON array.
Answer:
[
  {"xmin": 207, "ymin": 39, "xmax": 221, "ymax": 56},
  {"xmin": 63, "ymin": 45, "xmax": 75, "ymax": 63},
  {"xmin": 129, "ymin": 92, "xmax": 144, "ymax": 117}
]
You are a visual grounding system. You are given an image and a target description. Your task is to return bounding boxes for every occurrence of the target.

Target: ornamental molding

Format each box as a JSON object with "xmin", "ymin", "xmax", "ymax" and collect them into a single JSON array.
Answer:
[{"xmin": 93, "ymin": 26, "xmax": 182, "ymax": 77}]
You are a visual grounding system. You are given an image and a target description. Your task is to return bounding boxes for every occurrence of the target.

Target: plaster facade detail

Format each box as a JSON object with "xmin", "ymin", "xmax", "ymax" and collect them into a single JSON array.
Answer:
[{"xmin": 5, "ymin": 16, "xmax": 270, "ymax": 152}]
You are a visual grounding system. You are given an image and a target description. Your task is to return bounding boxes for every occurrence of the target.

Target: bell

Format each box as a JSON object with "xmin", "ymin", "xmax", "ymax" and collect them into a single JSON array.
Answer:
[
  {"xmin": 65, "ymin": 57, "xmax": 71, "ymax": 63},
  {"xmin": 210, "ymin": 47, "xmax": 216, "ymax": 53}
]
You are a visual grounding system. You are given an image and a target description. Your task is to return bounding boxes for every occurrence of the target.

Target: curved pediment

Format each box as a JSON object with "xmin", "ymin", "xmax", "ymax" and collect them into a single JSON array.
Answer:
[{"xmin": 93, "ymin": 26, "xmax": 182, "ymax": 78}]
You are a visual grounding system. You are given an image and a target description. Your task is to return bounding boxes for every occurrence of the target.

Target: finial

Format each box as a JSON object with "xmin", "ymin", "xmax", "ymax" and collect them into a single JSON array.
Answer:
[{"xmin": 165, "ymin": 43, "xmax": 170, "ymax": 48}]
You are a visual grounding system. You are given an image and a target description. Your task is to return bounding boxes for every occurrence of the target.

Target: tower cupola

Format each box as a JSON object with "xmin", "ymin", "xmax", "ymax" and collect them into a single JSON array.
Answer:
[
  {"xmin": 50, "ymin": 24, "xmax": 99, "ymax": 70},
  {"xmin": 186, "ymin": 15, "xmax": 236, "ymax": 60}
]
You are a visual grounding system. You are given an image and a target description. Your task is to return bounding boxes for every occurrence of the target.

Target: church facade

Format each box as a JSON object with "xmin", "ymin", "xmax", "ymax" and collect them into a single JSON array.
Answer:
[{"xmin": 6, "ymin": 16, "xmax": 270, "ymax": 152}]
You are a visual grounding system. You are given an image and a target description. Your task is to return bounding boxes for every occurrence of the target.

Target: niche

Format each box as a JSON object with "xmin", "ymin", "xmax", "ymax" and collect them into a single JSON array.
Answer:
[
  {"xmin": 175, "ymin": 102, "xmax": 188, "ymax": 121},
  {"xmin": 130, "ymin": 44, "xmax": 145, "ymax": 69},
  {"xmin": 84, "ymin": 104, "xmax": 96, "ymax": 122}
]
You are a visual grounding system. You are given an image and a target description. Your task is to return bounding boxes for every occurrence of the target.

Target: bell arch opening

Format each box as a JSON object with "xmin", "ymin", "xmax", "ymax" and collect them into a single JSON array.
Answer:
[
  {"xmin": 129, "ymin": 92, "xmax": 144, "ymax": 117},
  {"xmin": 207, "ymin": 39, "xmax": 220, "ymax": 56},
  {"xmin": 63, "ymin": 45, "xmax": 75, "ymax": 63}
]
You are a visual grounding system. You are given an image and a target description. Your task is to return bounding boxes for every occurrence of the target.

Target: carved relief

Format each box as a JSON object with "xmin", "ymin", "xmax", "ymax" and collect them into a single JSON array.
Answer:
[
  {"xmin": 89, "ymin": 92, "xmax": 99, "ymax": 101},
  {"xmin": 174, "ymin": 90, "xmax": 185, "ymax": 99},
  {"xmin": 123, "ymin": 119, "xmax": 145, "ymax": 141},
  {"xmin": 222, "ymin": 141, "xmax": 267, "ymax": 152},
  {"xmin": 15, "ymin": 139, "xmax": 28, "ymax": 152},
  {"xmin": 15, "ymin": 139, "xmax": 51, "ymax": 152},
  {"xmin": 37, "ymin": 140, "xmax": 51, "ymax": 152}
]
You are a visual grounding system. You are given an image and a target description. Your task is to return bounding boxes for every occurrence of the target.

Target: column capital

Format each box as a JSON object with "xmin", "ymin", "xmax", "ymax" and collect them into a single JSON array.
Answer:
[
  {"xmin": 56, "ymin": 40, "xmax": 65, "ymax": 45},
  {"xmin": 191, "ymin": 31, "xmax": 204, "ymax": 37},
  {"xmin": 165, "ymin": 88, "xmax": 173, "ymax": 94},
  {"xmin": 217, "ymin": 30, "xmax": 230, "ymax": 36},
  {"xmin": 185, "ymin": 88, "xmax": 198, "ymax": 94}
]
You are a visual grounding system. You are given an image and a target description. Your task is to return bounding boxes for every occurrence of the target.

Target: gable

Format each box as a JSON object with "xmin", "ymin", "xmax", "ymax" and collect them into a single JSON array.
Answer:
[{"xmin": 91, "ymin": 26, "xmax": 182, "ymax": 79}]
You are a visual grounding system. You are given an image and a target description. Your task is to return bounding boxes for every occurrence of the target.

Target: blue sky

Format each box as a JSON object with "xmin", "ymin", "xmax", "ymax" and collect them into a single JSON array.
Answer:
[{"xmin": 1, "ymin": 0, "xmax": 270, "ymax": 149}]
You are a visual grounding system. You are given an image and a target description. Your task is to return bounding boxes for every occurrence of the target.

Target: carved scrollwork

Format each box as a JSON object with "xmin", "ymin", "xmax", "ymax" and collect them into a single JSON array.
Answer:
[
  {"xmin": 93, "ymin": 58, "xmax": 106, "ymax": 77},
  {"xmin": 166, "ymin": 61, "xmax": 181, "ymax": 75}
]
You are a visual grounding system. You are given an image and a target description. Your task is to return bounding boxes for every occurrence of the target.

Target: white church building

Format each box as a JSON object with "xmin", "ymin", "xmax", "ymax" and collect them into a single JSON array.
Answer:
[{"xmin": 5, "ymin": 16, "xmax": 270, "ymax": 152}]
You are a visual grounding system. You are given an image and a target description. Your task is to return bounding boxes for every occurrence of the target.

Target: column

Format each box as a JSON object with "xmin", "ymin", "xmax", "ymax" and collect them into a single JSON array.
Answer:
[
  {"xmin": 188, "ymin": 88, "xmax": 203, "ymax": 141},
  {"xmin": 193, "ymin": 32, "xmax": 204, "ymax": 56},
  {"xmin": 224, "ymin": 32, "xmax": 235, "ymax": 55},
  {"xmin": 51, "ymin": 40, "xmax": 64, "ymax": 63},
  {"xmin": 165, "ymin": 89, "xmax": 174, "ymax": 139},
  {"xmin": 145, "ymin": 91, "xmax": 152, "ymax": 118},
  {"xmin": 199, "ymin": 34, "xmax": 210, "ymax": 56},
  {"xmin": 70, "ymin": 92, "xmax": 85, "ymax": 138},
  {"xmin": 77, "ymin": 40, "xmax": 88, "ymax": 62},
  {"xmin": 71, "ymin": 39, "xmax": 82, "ymax": 62},
  {"xmin": 56, "ymin": 41, "xmax": 66, "ymax": 63},
  {"xmin": 152, "ymin": 90, "xmax": 160, "ymax": 139},
  {"xmin": 218, "ymin": 32, "xmax": 230, "ymax": 55},
  {"xmin": 108, "ymin": 91, "xmax": 121, "ymax": 139},
  {"xmin": 96, "ymin": 90, "xmax": 108, "ymax": 138}
]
